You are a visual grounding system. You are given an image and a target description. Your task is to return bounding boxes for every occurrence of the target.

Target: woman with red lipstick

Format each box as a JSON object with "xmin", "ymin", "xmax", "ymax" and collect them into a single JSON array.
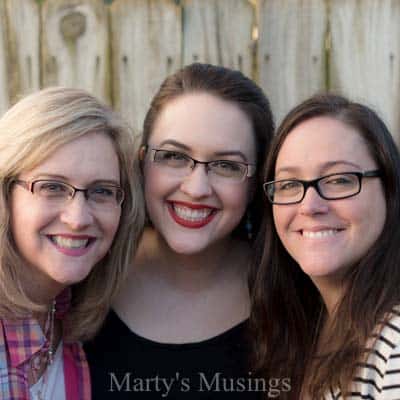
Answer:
[
  {"xmin": 251, "ymin": 94, "xmax": 400, "ymax": 398},
  {"xmin": 0, "ymin": 87, "xmax": 144, "ymax": 399},
  {"xmin": 86, "ymin": 63, "xmax": 275, "ymax": 399}
]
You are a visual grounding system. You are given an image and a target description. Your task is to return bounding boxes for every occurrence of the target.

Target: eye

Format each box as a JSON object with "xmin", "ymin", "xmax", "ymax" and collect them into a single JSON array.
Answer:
[
  {"xmin": 210, "ymin": 161, "xmax": 246, "ymax": 178},
  {"xmin": 276, "ymin": 180, "xmax": 302, "ymax": 192},
  {"xmin": 324, "ymin": 175, "xmax": 356, "ymax": 185},
  {"xmin": 154, "ymin": 150, "xmax": 190, "ymax": 167},
  {"xmin": 212, "ymin": 160, "xmax": 242, "ymax": 172},
  {"xmin": 36, "ymin": 181, "xmax": 69, "ymax": 195},
  {"xmin": 87, "ymin": 186, "xmax": 119, "ymax": 205},
  {"xmin": 90, "ymin": 186, "xmax": 115, "ymax": 197}
]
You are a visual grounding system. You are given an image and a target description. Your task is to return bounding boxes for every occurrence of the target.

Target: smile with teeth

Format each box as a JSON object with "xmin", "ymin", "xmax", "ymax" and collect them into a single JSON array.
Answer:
[
  {"xmin": 172, "ymin": 204, "xmax": 214, "ymax": 222},
  {"xmin": 302, "ymin": 229, "xmax": 341, "ymax": 239},
  {"xmin": 50, "ymin": 236, "xmax": 90, "ymax": 249}
]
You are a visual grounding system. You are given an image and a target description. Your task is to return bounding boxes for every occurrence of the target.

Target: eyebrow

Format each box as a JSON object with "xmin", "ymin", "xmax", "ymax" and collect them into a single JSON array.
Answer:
[
  {"xmin": 157, "ymin": 140, "xmax": 248, "ymax": 162},
  {"xmin": 30, "ymin": 173, "xmax": 120, "ymax": 186},
  {"xmin": 158, "ymin": 140, "xmax": 190, "ymax": 151},
  {"xmin": 275, "ymin": 160, "xmax": 363, "ymax": 175}
]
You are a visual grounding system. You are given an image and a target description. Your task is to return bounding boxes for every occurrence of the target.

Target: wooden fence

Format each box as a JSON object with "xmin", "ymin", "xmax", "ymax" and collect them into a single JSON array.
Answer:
[{"xmin": 0, "ymin": 0, "xmax": 399, "ymax": 142}]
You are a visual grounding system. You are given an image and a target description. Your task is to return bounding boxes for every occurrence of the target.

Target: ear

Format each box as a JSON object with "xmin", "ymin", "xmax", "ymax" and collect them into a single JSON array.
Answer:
[{"xmin": 138, "ymin": 145, "xmax": 147, "ymax": 161}]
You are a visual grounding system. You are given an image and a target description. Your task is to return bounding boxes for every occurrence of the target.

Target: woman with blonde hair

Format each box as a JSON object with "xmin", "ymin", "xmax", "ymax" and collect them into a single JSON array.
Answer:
[{"xmin": 0, "ymin": 87, "xmax": 144, "ymax": 399}]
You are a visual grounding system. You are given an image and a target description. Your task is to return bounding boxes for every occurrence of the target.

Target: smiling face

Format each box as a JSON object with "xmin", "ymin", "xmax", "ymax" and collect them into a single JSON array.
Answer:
[
  {"xmin": 272, "ymin": 116, "xmax": 386, "ymax": 286},
  {"xmin": 143, "ymin": 92, "xmax": 256, "ymax": 254},
  {"xmin": 10, "ymin": 132, "xmax": 121, "ymax": 297}
]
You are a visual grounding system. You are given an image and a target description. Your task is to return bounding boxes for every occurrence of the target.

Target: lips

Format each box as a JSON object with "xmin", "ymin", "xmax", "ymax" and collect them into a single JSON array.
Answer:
[
  {"xmin": 47, "ymin": 234, "xmax": 96, "ymax": 256},
  {"xmin": 167, "ymin": 201, "xmax": 218, "ymax": 228},
  {"xmin": 299, "ymin": 227, "xmax": 345, "ymax": 239}
]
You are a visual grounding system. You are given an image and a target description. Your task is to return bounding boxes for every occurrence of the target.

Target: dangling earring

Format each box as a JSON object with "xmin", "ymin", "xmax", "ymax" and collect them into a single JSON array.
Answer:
[{"xmin": 245, "ymin": 210, "xmax": 253, "ymax": 241}]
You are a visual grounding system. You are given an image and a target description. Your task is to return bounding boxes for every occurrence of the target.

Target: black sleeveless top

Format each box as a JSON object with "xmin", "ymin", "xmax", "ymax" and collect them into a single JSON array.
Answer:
[{"xmin": 85, "ymin": 310, "xmax": 264, "ymax": 399}]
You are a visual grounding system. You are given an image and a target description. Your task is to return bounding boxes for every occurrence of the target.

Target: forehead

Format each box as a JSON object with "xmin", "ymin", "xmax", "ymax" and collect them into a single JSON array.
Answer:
[
  {"xmin": 275, "ymin": 116, "xmax": 376, "ymax": 174},
  {"xmin": 24, "ymin": 132, "xmax": 120, "ymax": 182},
  {"xmin": 150, "ymin": 92, "xmax": 255, "ymax": 158}
]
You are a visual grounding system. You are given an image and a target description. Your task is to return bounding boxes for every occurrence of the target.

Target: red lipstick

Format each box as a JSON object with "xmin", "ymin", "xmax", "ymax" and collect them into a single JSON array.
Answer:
[{"xmin": 167, "ymin": 202, "xmax": 217, "ymax": 229}]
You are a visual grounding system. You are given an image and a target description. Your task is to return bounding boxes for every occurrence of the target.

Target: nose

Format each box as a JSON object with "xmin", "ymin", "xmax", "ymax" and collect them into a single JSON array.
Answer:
[
  {"xmin": 298, "ymin": 186, "xmax": 329, "ymax": 215},
  {"xmin": 59, "ymin": 192, "xmax": 94, "ymax": 230},
  {"xmin": 180, "ymin": 164, "xmax": 213, "ymax": 199}
]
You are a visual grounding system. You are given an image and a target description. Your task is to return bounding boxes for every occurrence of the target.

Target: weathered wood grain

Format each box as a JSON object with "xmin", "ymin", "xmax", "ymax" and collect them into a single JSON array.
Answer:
[
  {"xmin": 258, "ymin": 0, "xmax": 327, "ymax": 124},
  {"xmin": 110, "ymin": 0, "xmax": 181, "ymax": 135},
  {"xmin": 216, "ymin": 0, "xmax": 254, "ymax": 76},
  {"xmin": 6, "ymin": 0, "xmax": 40, "ymax": 102},
  {"xmin": 330, "ymin": 0, "xmax": 400, "ymax": 141},
  {"xmin": 41, "ymin": 0, "xmax": 110, "ymax": 102},
  {"xmin": 0, "ymin": 0, "xmax": 9, "ymax": 115},
  {"xmin": 183, "ymin": 0, "xmax": 220, "ymax": 65},
  {"xmin": 183, "ymin": 0, "xmax": 254, "ymax": 77}
]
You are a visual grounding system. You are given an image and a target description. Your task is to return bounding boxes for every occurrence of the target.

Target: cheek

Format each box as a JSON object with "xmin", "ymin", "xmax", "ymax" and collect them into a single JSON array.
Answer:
[
  {"xmin": 355, "ymin": 190, "xmax": 386, "ymax": 241},
  {"xmin": 11, "ymin": 196, "xmax": 45, "ymax": 239},
  {"xmin": 102, "ymin": 210, "xmax": 122, "ymax": 242},
  {"xmin": 220, "ymin": 183, "xmax": 250, "ymax": 213},
  {"xmin": 272, "ymin": 206, "xmax": 292, "ymax": 238},
  {"xmin": 143, "ymin": 167, "xmax": 171, "ymax": 217}
]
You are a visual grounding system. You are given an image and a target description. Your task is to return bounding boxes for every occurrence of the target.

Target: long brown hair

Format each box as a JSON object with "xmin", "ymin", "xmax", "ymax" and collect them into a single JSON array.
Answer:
[
  {"xmin": 250, "ymin": 94, "xmax": 400, "ymax": 397},
  {"xmin": 141, "ymin": 62, "xmax": 274, "ymax": 239}
]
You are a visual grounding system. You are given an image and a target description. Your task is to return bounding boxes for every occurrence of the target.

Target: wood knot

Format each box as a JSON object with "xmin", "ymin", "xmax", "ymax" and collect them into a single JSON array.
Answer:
[{"xmin": 60, "ymin": 11, "xmax": 86, "ymax": 41}]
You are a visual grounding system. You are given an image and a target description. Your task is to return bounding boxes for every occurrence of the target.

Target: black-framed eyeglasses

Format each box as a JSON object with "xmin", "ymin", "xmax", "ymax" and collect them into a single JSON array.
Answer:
[
  {"xmin": 13, "ymin": 179, "xmax": 124, "ymax": 208},
  {"xmin": 146, "ymin": 148, "xmax": 256, "ymax": 182},
  {"xmin": 263, "ymin": 170, "xmax": 381, "ymax": 205}
]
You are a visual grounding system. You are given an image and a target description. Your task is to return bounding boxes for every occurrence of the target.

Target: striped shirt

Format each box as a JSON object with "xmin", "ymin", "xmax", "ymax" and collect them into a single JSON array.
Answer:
[
  {"xmin": 327, "ymin": 308, "xmax": 400, "ymax": 400},
  {"xmin": 0, "ymin": 289, "xmax": 91, "ymax": 400}
]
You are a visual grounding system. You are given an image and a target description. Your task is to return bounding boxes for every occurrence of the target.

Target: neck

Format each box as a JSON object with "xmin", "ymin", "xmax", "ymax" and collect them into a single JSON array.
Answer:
[
  {"xmin": 312, "ymin": 275, "xmax": 346, "ymax": 319},
  {"xmin": 136, "ymin": 228, "xmax": 247, "ymax": 293},
  {"xmin": 20, "ymin": 264, "xmax": 64, "ymax": 307},
  {"xmin": 33, "ymin": 300, "xmax": 56, "ymax": 332}
]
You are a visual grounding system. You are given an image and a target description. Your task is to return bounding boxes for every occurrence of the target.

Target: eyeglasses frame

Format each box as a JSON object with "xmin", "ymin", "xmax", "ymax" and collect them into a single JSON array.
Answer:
[
  {"xmin": 263, "ymin": 170, "xmax": 381, "ymax": 205},
  {"xmin": 145, "ymin": 147, "xmax": 256, "ymax": 181},
  {"xmin": 12, "ymin": 179, "xmax": 125, "ymax": 207}
]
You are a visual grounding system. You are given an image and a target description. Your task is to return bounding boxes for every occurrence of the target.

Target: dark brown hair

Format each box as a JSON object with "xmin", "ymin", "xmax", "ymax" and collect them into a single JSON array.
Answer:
[
  {"xmin": 141, "ymin": 63, "xmax": 274, "ymax": 239},
  {"xmin": 250, "ymin": 93, "xmax": 400, "ymax": 397}
]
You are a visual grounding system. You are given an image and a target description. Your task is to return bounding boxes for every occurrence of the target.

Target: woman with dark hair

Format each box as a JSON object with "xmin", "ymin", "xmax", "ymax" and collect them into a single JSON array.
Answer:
[
  {"xmin": 86, "ymin": 63, "xmax": 275, "ymax": 398},
  {"xmin": 251, "ymin": 93, "xmax": 400, "ymax": 399}
]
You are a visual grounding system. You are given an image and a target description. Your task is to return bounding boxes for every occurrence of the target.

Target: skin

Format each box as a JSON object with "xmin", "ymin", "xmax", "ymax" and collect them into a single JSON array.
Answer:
[
  {"xmin": 10, "ymin": 132, "xmax": 121, "ymax": 304},
  {"xmin": 272, "ymin": 116, "xmax": 386, "ymax": 312},
  {"xmin": 114, "ymin": 92, "xmax": 257, "ymax": 342},
  {"xmin": 142, "ymin": 92, "xmax": 256, "ymax": 255}
]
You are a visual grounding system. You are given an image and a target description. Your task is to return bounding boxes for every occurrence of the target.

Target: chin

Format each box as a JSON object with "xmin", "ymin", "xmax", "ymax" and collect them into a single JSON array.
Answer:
[
  {"xmin": 51, "ymin": 268, "xmax": 93, "ymax": 286},
  {"xmin": 166, "ymin": 238, "xmax": 209, "ymax": 255},
  {"xmin": 300, "ymin": 262, "xmax": 344, "ymax": 281}
]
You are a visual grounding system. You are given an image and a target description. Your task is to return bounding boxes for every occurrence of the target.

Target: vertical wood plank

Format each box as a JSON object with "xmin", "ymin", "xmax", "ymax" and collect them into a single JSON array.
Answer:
[
  {"xmin": 217, "ymin": 0, "xmax": 254, "ymax": 76},
  {"xmin": 258, "ymin": 0, "xmax": 327, "ymax": 124},
  {"xmin": 330, "ymin": 0, "xmax": 400, "ymax": 142},
  {"xmin": 183, "ymin": 0, "xmax": 254, "ymax": 77},
  {"xmin": 110, "ymin": 0, "xmax": 181, "ymax": 135},
  {"xmin": 42, "ymin": 0, "xmax": 110, "ymax": 102},
  {"xmin": 6, "ymin": 0, "xmax": 40, "ymax": 101},
  {"xmin": 0, "ymin": 0, "xmax": 10, "ymax": 115},
  {"xmin": 183, "ymin": 0, "xmax": 220, "ymax": 65}
]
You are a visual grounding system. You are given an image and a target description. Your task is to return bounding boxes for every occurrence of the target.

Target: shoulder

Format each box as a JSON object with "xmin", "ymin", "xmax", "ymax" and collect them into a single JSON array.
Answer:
[
  {"xmin": 0, "ymin": 321, "xmax": 7, "ymax": 369},
  {"xmin": 353, "ymin": 309, "xmax": 400, "ymax": 398}
]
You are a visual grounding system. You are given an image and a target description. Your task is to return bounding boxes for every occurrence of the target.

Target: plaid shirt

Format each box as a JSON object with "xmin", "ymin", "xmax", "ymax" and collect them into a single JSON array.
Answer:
[{"xmin": 0, "ymin": 289, "xmax": 91, "ymax": 399}]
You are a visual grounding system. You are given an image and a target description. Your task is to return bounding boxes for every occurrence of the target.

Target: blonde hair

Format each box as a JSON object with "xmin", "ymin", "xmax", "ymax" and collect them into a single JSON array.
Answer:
[{"xmin": 0, "ymin": 87, "xmax": 145, "ymax": 341}]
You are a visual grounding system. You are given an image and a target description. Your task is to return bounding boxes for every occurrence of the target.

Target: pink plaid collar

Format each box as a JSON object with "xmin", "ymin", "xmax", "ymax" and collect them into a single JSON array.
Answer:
[
  {"xmin": 2, "ymin": 288, "xmax": 71, "ymax": 367},
  {"xmin": 0, "ymin": 288, "xmax": 91, "ymax": 400}
]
